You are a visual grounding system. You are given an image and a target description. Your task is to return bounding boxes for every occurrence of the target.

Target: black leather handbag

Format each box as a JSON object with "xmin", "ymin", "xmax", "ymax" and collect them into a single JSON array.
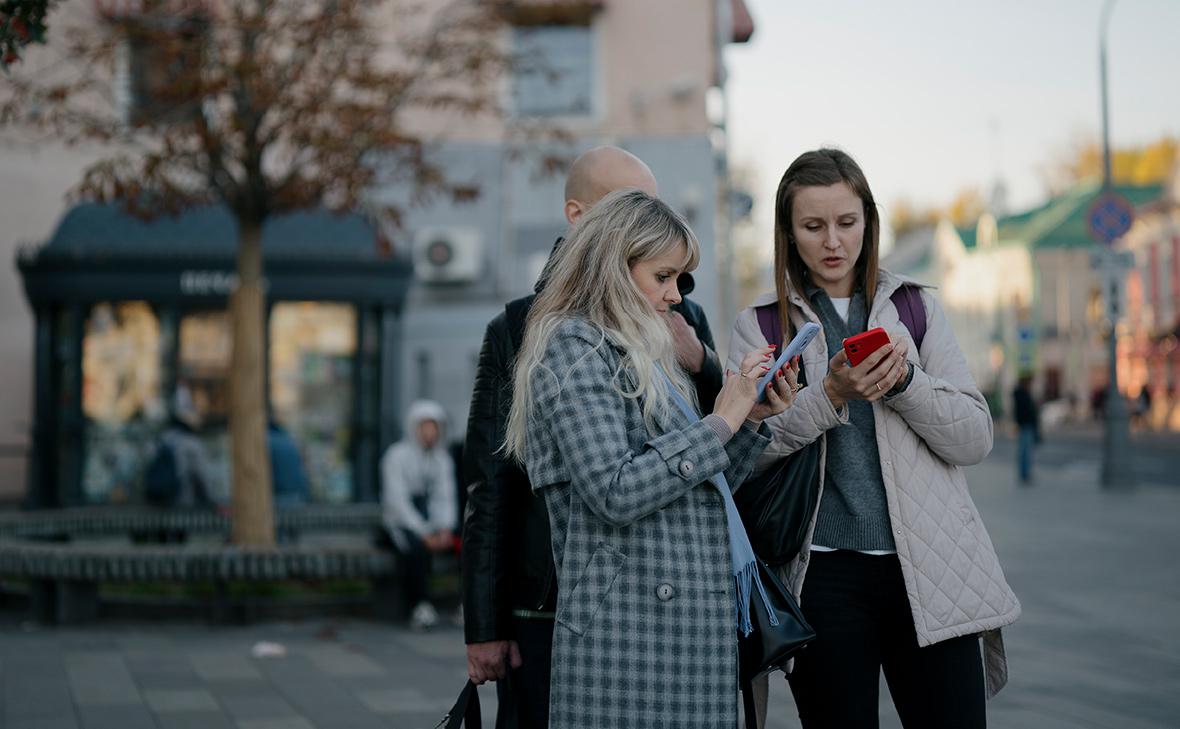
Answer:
[
  {"xmin": 738, "ymin": 557, "xmax": 816, "ymax": 686},
  {"xmin": 434, "ymin": 680, "xmax": 480, "ymax": 729},
  {"xmin": 733, "ymin": 426, "xmax": 821, "ymax": 567},
  {"xmin": 733, "ymin": 303, "xmax": 823, "ymax": 567}
]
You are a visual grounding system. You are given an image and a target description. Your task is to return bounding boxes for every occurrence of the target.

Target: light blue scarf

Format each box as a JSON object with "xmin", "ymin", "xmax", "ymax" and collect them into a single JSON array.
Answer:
[{"xmin": 658, "ymin": 368, "xmax": 777, "ymax": 637}]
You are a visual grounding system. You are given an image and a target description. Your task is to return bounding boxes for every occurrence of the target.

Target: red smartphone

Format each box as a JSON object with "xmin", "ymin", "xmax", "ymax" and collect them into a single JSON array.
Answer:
[{"xmin": 843, "ymin": 327, "xmax": 890, "ymax": 367}]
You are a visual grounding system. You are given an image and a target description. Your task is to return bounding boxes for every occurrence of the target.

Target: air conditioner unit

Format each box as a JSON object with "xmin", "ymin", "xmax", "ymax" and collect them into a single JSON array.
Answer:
[{"xmin": 413, "ymin": 226, "xmax": 483, "ymax": 284}]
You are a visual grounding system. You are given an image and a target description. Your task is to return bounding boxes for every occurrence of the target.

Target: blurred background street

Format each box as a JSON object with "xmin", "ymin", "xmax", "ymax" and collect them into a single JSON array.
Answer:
[
  {"xmin": 3, "ymin": 432, "xmax": 1178, "ymax": 729},
  {"xmin": 2, "ymin": 0, "xmax": 1179, "ymax": 727}
]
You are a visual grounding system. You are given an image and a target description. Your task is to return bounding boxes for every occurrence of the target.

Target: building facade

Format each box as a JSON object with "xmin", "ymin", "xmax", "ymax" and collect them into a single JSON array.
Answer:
[
  {"xmin": 885, "ymin": 180, "xmax": 1164, "ymax": 423},
  {"xmin": 1121, "ymin": 161, "xmax": 1180, "ymax": 430},
  {"xmin": 885, "ymin": 218, "xmax": 1035, "ymax": 417},
  {"xmin": 0, "ymin": 0, "xmax": 754, "ymax": 504},
  {"xmin": 386, "ymin": 0, "xmax": 754, "ymax": 430}
]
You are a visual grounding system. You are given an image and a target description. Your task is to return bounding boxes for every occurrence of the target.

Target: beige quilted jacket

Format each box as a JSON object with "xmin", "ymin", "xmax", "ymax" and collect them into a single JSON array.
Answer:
[{"xmin": 727, "ymin": 269, "xmax": 1020, "ymax": 696}]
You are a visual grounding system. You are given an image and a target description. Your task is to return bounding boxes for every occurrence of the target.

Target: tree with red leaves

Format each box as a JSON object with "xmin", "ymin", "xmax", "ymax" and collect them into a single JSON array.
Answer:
[{"xmin": 2, "ymin": 0, "xmax": 558, "ymax": 545}]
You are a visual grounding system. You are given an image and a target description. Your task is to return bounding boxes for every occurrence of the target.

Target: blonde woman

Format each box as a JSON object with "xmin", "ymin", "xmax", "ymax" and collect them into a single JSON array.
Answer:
[{"xmin": 505, "ymin": 189, "xmax": 801, "ymax": 728}]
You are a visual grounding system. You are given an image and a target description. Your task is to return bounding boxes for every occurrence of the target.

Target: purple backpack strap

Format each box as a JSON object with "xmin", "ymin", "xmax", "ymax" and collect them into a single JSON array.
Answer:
[
  {"xmin": 754, "ymin": 303, "xmax": 782, "ymax": 349},
  {"xmin": 890, "ymin": 285, "xmax": 927, "ymax": 351}
]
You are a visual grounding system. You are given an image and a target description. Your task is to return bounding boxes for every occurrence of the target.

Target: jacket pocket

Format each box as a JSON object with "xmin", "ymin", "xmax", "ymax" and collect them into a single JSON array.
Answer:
[{"xmin": 556, "ymin": 542, "xmax": 626, "ymax": 636}]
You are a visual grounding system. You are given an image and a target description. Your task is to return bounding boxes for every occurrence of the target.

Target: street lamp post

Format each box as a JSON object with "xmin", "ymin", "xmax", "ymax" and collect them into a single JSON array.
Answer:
[{"xmin": 1097, "ymin": 0, "xmax": 1134, "ymax": 489}]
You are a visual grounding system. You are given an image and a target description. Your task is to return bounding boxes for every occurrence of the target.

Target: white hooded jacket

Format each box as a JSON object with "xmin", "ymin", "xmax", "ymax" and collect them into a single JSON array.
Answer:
[{"xmin": 380, "ymin": 400, "xmax": 458, "ymax": 549}]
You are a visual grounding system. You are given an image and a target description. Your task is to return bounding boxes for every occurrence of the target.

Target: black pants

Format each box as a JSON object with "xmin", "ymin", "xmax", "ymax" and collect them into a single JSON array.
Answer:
[
  {"xmin": 375, "ymin": 528, "xmax": 431, "ymax": 608},
  {"xmin": 494, "ymin": 617, "xmax": 554, "ymax": 729},
  {"xmin": 786, "ymin": 550, "xmax": 985, "ymax": 729}
]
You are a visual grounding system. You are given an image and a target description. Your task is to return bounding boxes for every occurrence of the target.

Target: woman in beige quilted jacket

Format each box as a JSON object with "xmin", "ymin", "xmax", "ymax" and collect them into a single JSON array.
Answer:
[{"xmin": 730, "ymin": 149, "xmax": 1020, "ymax": 729}]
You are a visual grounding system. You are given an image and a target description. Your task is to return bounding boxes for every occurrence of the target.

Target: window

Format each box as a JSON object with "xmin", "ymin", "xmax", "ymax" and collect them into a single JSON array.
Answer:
[
  {"xmin": 81, "ymin": 302, "xmax": 163, "ymax": 503},
  {"xmin": 178, "ymin": 310, "xmax": 232, "ymax": 424},
  {"xmin": 269, "ymin": 302, "xmax": 357, "ymax": 503},
  {"xmin": 174, "ymin": 309, "xmax": 233, "ymax": 504},
  {"xmin": 512, "ymin": 25, "xmax": 594, "ymax": 117},
  {"xmin": 112, "ymin": 10, "xmax": 209, "ymax": 126}
]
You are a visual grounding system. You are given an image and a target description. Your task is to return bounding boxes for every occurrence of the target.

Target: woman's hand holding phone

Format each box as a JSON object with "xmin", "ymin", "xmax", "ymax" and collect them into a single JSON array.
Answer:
[
  {"xmin": 823, "ymin": 330, "xmax": 910, "ymax": 408},
  {"xmin": 712, "ymin": 347, "xmax": 798, "ymax": 433},
  {"xmin": 748, "ymin": 357, "xmax": 799, "ymax": 424}
]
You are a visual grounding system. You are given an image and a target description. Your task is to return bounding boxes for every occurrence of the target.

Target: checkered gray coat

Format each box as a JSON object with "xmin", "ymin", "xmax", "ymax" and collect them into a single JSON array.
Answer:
[{"xmin": 523, "ymin": 318, "xmax": 770, "ymax": 728}]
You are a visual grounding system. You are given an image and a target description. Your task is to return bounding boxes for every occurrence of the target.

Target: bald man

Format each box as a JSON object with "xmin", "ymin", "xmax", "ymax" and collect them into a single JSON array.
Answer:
[
  {"xmin": 547, "ymin": 146, "xmax": 722, "ymax": 394},
  {"xmin": 460, "ymin": 147, "xmax": 722, "ymax": 729}
]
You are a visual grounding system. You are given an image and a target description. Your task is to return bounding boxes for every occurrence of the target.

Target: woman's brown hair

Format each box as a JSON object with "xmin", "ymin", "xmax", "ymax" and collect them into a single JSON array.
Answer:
[{"xmin": 772, "ymin": 148, "xmax": 880, "ymax": 338}]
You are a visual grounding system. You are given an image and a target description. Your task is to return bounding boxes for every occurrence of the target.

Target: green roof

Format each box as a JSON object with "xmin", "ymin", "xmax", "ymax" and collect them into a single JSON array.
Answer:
[{"xmin": 957, "ymin": 181, "xmax": 1164, "ymax": 250}]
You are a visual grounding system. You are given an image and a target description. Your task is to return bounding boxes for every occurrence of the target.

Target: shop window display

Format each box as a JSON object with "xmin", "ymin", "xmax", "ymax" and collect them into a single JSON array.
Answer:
[
  {"xmin": 80, "ymin": 302, "xmax": 163, "ymax": 503},
  {"xmin": 270, "ymin": 302, "xmax": 357, "ymax": 503},
  {"xmin": 77, "ymin": 301, "xmax": 354, "ymax": 504},
  {"xmin": 176, "ymin": 310, "xmax": 233, "ymax": 503}
]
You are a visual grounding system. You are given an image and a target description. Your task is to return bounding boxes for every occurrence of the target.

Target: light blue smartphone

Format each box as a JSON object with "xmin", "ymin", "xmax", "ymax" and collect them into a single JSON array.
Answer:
[{"xmin": 755, "ymin": 322, "xmax": 821, "ymax": 402}]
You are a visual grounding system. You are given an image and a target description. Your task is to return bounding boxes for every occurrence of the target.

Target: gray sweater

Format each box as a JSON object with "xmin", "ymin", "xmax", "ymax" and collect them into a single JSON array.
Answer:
[{"xmin": 807, "ymin": 287, "xmax": 895, "ymax": 551}]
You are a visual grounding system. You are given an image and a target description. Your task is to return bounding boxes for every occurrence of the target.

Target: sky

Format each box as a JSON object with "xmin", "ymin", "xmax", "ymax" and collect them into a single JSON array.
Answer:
[{"xmin": 724, "ymin": 0, "xmax": 1180, "ymax": 250}]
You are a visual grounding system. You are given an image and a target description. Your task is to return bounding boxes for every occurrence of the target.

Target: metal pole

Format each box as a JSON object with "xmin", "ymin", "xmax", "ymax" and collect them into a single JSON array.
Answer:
[
  {"xmin": 1100, "ymin": 0, "xmax": 1114, "ymax": 193},
  {"xmin": 1098, "ymin": 0, "xmax": 1133, "ymax": 489}
]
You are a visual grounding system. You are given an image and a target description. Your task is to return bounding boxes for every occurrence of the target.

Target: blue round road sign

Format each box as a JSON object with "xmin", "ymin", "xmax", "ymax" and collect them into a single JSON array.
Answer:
[{"xmin": 1087, "ymin": 192, "xmax": 1134, "ymax": 245}]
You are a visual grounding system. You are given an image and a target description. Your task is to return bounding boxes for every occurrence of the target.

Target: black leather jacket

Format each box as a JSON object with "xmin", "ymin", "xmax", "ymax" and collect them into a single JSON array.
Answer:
[{"xmin": 461, "ymin": 290, "xmax": 722, "ymax": 644}]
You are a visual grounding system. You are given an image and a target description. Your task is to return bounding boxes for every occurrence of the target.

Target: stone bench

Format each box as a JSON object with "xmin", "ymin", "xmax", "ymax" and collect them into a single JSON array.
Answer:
[
  {"xmin": 0, "ymin": 538, "xmax": 401, "ymax": 624},
  {"xmin": 0, "ymin": 506, "xmax": 435, "ymax": 624}
]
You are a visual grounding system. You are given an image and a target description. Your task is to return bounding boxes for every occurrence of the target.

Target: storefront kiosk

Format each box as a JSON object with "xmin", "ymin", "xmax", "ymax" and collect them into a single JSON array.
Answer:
[{"xmin": 18, "ymin": 203, "xmax": 413, "ymax": 508}]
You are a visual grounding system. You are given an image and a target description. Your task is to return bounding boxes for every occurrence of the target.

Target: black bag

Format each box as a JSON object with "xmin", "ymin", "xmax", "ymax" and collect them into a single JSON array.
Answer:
[
  {"xmin": 738, "ymin": 557, "xmax": 815, "ymax": 684},
  {"xmin": 435, "ymin": 680, "xmax": 480, "ymax": 729},
  {"xmin": 738, "ymin": 558, "xmax": 816, "ymax": 729},
  {"xmin": 732, "ymin": 303, "xmax": 822, "ymax": 566}
]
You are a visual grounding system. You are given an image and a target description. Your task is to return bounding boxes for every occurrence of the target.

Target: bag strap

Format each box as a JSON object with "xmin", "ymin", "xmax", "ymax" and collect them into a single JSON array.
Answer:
[
  {"xmin": 890, "ymin": 285, "xmax": 926, "ymax": 352},
  {"xmin": 754, "ymin": 303, "xmax": 782, "ymax": 349},
  {"xmin": 754, "ymin": 302, "xmax": 806, "ymax": 386},
  {"xmin": 435, "ymin": 680, "xmax": 480, "ymax": 729}
]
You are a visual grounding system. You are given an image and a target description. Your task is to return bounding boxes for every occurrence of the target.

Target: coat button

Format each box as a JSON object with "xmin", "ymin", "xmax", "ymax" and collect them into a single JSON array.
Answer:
[
  {"xmin": 656, "ymin": 583, "xmax": 675, "ymax": 601},
  {"xmin": 679, "ymin": 460, "xmax": 695, "ymax": 477}
]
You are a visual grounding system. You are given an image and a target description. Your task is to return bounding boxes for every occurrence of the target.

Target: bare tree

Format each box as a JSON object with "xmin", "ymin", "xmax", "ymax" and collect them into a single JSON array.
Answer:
[{"xmin": 2, "ymin": 0, "xmax": 547, "ymax": 545}]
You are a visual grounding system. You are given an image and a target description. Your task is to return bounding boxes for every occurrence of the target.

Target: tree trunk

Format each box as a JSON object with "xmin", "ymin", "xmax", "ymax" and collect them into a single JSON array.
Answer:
[{"xmin": 229, "ymin": 223, "xmax": 275, "ymax": 546}]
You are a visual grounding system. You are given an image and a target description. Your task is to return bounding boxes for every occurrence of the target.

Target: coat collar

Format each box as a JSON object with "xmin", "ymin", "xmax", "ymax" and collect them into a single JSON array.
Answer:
[{"xmin": 751, "ymin": 268, "xmax": 935, "ymax": 312}]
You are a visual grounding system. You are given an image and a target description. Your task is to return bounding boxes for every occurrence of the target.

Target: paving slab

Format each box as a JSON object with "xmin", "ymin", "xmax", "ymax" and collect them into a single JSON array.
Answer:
[
  {"xmin": 189, "ymin": 652, "xmax": 264, "ymax": 682},
  {"xmin": 142, "ymin": 688, "xmax": 220, "ymax": 713},
  {"xmin": 236, "ymin": 718, "xmax": 318, "ymax": 729},
  {"xmin": 65, "ymin": 653, "xmax": 142, "ymax": 707},
  {"xmin": 153, "ymin": 709, "xmax": 236, "ymax": 729},
  {"xmin": 217, "ymin": 693, "xmax": 301, "ymax": 722},
  {"xmin": 77, "ymin": 704, "xmax": 158, "ymax": 729}
]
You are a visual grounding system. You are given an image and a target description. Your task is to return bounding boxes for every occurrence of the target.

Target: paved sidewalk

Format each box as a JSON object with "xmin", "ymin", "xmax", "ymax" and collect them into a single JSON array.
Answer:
[
  {"xmin": 2, "ymin": 435, "xmax": 1178, "ymax": 728},
  {"xmin": 763, "ymin": 439, "xmax": 1180, "ymax": 728},
  {"xmin": 0, "ymin": 618, "xmax": 487, "ymax": 729}
]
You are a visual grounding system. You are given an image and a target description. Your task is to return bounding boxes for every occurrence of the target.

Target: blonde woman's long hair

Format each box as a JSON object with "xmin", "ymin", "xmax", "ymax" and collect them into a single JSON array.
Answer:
[{"xmin": 504, "ymin": 189, "xmax": 701, "ymax": 462}]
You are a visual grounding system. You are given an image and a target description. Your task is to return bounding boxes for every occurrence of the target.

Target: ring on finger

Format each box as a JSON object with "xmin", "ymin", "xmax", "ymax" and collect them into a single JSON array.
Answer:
[
  {"xmin": 791, "ymin": 382, "xmax": 803, "ymax": 394},
  {"xmin": 875, "ymin": 382, "xmax": 883, "ymax": 393}
]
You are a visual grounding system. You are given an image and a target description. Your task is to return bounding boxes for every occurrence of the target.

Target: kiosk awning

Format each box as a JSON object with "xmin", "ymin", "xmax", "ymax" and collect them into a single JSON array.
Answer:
[{"xmin": 18, "ymin": 203, "xmax": 413, "ymax": 307}]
